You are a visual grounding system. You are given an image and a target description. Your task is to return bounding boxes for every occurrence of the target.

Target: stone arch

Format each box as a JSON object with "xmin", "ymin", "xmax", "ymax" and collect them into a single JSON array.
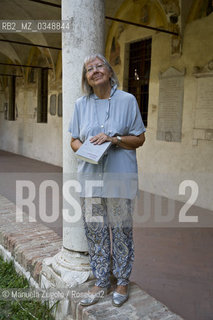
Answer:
[
  {"xmin": 24, "ymin": 46, "xmax": 54, "ymax": 84},
  {"xmin": 187, "ymin": 0, "xmax": 212, "ymax": 24},
  {"xmin": 0, "ymin": 53, "xmax": 18, "ymax": 91},
  {"xmin": 18, "ymin": 34, "xmax": 56, "ymax": 84},
  {"xmin": 105, "ymin": 0, "xmax": 171, "ymax": 84},
  {"xmin": 0, "ymin": 33, "xmax": 55, "ymax": 84},
  {"xmin": 0, "ymin": 1, "xmax": 56, "ymax": 77},
  {"xmin": 106, "ymin": 0, "xmax": 169, "ymax": 65}
]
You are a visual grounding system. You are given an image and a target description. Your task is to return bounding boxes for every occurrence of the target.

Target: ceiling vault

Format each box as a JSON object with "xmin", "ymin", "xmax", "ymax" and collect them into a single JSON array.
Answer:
[
  {"xmin": 105, "ymin": 16, "xmax": 179, "ymax": 36},
  {"xmin": 26, "ymin": 0, "xmax": 61, "ymax": 8}
]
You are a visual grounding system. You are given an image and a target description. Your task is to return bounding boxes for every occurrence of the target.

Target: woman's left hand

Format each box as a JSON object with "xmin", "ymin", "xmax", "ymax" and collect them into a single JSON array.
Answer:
[
  {"xmin": 90, "ymin": 133, "xmax": 112, "ymax": 145},
  {"xmin": 90, "ymin": 132, "xmax": 145, "ymax": 149}
]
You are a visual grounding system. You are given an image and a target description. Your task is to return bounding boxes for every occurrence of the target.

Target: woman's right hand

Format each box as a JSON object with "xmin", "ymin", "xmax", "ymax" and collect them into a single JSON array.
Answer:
[{"xmin": 70, "ymin": 138, "xmax": 82, "ymax": 152}]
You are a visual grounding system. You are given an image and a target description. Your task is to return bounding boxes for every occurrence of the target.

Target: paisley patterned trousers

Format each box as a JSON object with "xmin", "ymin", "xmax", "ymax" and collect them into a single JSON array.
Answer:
[{"xmin": 80, "ymin": 197, "xmax": 134, "ymax": 288}]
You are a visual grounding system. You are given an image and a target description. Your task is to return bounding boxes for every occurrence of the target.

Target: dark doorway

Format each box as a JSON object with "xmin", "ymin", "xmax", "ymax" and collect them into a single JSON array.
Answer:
[{"xmin": 128, "ymin": 38, "xmax": 152, "ymax": 127}]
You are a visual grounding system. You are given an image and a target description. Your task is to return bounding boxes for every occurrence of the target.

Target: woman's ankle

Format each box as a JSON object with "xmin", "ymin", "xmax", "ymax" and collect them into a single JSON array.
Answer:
[{"xmin": 116, "ymin": 284, "xmax": 128, "ymax": 295}]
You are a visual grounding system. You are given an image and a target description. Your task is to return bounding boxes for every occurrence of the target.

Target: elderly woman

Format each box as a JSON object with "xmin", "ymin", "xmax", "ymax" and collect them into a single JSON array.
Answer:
[{"xmin": 69, "ymin": 54, "xmax": 145, "ymax": 307}]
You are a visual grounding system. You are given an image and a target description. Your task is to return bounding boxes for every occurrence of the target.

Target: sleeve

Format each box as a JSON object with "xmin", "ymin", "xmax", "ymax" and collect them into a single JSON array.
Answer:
[
  {"xmin": 128, "ymin": 95, "xmax": 146, "ymax": 135},
  {"xmin": 68, "ymin": 102, "xmax": 80, "ymax": 139}
]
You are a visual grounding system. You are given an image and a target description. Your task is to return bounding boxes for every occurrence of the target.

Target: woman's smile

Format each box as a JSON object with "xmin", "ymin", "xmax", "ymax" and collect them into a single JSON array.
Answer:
[{"xmin": 92, "ymin": 73, "xmax": 102, "ymax": 80}]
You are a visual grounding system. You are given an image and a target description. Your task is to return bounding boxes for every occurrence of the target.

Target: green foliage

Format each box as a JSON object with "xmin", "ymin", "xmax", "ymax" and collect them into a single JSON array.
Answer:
[{"xmin": 0, "ymin": 256, "xmax": 55, "ymax": 320}]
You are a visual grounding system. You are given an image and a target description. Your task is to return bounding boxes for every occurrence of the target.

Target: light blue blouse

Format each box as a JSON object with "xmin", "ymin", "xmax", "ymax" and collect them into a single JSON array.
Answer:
[{"xmin": 69, "ymin": 85, "xmax": 146, "ymax": 199}]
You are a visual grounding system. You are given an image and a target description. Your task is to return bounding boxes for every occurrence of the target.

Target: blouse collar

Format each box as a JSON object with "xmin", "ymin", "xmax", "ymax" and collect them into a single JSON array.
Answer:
[{"xmin": 90, "ymin": 84, "xmax": 117, "ymax": 100}]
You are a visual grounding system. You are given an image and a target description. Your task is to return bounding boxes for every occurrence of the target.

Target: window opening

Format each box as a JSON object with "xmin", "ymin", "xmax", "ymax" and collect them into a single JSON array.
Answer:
[
  {"xmin": 58, "ymin": 93, "xmax": 62, "ymax": 117},
  {"xmin": 8, "ymin": 76, "xmax": 16, "ymax": 121},
  {"xmin": 37, "ymin": 68, "xmax": 48, "ymax": 123},
  {"xmin": 128, "ymin": 38, "xmax": 152, "ymax": 127}
]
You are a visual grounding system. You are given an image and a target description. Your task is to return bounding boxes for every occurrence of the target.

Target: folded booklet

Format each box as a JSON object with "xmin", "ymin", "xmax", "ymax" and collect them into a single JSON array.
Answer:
[{"xmin": 75, "ymin": 137, "xmax": 112, "ymax": 164}]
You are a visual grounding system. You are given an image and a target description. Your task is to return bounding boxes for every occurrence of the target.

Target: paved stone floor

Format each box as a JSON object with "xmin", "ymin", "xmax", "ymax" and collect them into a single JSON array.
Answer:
[
  {"xmin": 0, "ymin": 150, "xmax": 213, "ymax": 320},
  {"xmin": 70, "ymin": 280, "xmax": 183, "ymax": 320},
  {"xmin": 0, "ymin": 194, "xmax": 183, "ymax": 320}
]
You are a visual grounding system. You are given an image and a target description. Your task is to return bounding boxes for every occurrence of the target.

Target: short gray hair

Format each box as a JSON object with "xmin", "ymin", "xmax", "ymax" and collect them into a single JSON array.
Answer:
[{"xmin": 81, "ymin": 53, "xmax": 119, "ymax": 95}]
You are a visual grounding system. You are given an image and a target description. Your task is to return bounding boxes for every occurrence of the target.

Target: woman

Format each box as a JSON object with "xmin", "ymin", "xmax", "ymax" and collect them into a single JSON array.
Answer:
[{"xmin": 69, "ymin": 53, "xmax": 145, "ymax": 307}]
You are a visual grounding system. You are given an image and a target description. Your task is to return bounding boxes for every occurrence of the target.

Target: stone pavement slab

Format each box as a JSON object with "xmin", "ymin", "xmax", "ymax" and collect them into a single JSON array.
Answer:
[{"xmin": 69, "ymin": 281, "xmax": 183, "ymax": 320}]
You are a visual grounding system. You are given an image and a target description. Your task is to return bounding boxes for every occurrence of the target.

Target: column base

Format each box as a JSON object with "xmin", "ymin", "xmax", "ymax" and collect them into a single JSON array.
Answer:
[
  {"xmin": 41, "ymin": 247, "xmax": 93, "ymax": 289},
  {"xmin": 40, "ymin": 247, "xmax": 93, "ymax": 319}
]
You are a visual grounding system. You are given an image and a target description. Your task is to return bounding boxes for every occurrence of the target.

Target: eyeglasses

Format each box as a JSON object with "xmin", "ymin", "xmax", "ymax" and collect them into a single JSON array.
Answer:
[{"xmin": 86, "ymin": 63, "xmax": 106, "ymax": 74}]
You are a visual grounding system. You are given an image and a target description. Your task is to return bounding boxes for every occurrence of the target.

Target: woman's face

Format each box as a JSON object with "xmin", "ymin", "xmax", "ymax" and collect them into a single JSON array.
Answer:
[{"xmin": 85, "ymin": 57, "xmax": 112, "ymax": 89}]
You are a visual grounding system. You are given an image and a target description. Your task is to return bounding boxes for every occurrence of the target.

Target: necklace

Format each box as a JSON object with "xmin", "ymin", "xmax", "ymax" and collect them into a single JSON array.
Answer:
[{"xmin": 94, "ymin": 98, "xmax": 111, "ymax": 130}]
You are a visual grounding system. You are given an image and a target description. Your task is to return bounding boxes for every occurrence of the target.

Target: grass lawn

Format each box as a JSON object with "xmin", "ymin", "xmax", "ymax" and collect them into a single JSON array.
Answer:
[{"xmin": 0, "ymin": 255, "xmax": 55, "ymax": 320}]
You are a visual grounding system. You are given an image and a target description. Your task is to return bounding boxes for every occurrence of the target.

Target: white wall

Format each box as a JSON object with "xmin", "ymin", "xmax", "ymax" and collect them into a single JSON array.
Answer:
[
  {"xmin": 117, "ymin": 14, "xmax": 213, "ymax": 210},
  {"xmin": 0, "ymin": 79, "xmax": 62, "ymax": 167},
  {"xmin": 138, "ymin": 15, "xmax": 213, "ymax": 210}
]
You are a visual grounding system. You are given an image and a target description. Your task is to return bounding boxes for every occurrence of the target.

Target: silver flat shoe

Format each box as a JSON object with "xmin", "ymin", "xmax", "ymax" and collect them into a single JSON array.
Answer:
[
  {"xmin": 80, "ymin": 286, "xmax": 110, "ymax": 306},
  {"xmin": 112, "ymin": 290, "xmax": 129, "ymax": 307}
]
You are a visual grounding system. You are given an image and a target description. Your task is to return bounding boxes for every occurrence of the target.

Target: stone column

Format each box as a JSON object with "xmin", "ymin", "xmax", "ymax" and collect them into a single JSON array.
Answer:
[
  {"xmin": 41, "ymin": 0, "xmax": 105, "ymax": 289},
  {"xmin": 62, "ymin": 0, "xmax": 104, "ymax": 252}
]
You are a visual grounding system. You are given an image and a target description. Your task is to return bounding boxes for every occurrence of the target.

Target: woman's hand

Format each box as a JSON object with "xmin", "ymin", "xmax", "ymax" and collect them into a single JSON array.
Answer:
[
  {"xmin": 90, "ymin": 132, "xmax": 145, "ymax": 149},
  {"xmin": 90, "ymin": 133, "xmax": 114, "ymax": 145},
  {"xmin": 71, "ymin": 132, "xmax": 145, "ymax": 151},
  {"xmin": 70, "ymin": 138, "xmax": 82, "ymax": 152}
]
